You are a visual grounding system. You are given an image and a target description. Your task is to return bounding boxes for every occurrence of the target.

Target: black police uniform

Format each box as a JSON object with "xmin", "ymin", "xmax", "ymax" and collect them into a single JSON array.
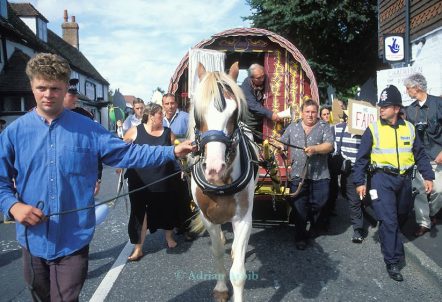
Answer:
[{"xmin": 353, "ymin": 85, "xmax": 434, "ymax": 281}]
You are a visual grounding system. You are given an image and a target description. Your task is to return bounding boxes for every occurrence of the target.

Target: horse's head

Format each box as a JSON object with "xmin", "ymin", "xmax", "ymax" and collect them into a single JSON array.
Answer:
[{"xmin": 192, "ymin": 62, "xmax": 246, "ymax": 184}]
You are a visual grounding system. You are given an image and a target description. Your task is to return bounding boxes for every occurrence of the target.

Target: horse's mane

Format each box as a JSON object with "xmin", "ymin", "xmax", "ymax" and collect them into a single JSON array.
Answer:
[{"xmin": 187, "ymin": 71, "xmax": 246, "ymax": 140}]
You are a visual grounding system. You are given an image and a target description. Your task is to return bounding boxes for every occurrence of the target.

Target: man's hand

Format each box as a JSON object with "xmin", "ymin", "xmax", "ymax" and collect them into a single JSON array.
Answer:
[
  {"xmin": 9, "ymin": 202, "xmax": 45, "ymax": 226},
  {"xmin": 424, "ymin": 180, "xmax": 433, "ymax": 194},
  {"xmin": 434, "ymin": 151, "xmax": 442, "ymax": 165},
  {"xmin": 356, "ymin": 185, "xmax": 366, "ymax": 200},
  {"xmin": 174, "ymin": 140, "xmax": 196, "ymax": 158},
  {"xmin": 94, "ymin": 181, "xmax": 101, "ymax": 196},
  {"xmin": 271, "ymin": 113, "xmax": 282, "ymax": 122},
  {"xmin": 304, "ymin": 146, "xmax": 316, "ymax": 157}
]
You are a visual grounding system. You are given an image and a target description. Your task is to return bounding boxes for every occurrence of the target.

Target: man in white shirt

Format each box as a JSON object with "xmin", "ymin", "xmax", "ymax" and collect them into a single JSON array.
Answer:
[{"xmin": 123, "ymin": 98, "xmax": 145, "ymax": 132}]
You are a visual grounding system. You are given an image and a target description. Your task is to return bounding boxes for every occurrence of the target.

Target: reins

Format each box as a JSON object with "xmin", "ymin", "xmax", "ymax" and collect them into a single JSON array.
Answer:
[
  {"xmin": 23, "ymin": 159, "xmax": 199, "ymax": 299},
  {"xmin": 240, "ymin": 124, "xmax": 310, "ymax": 197},
  {"xmin": 33, "ymin": 161, "xmax": 198, "ymax": 218}
]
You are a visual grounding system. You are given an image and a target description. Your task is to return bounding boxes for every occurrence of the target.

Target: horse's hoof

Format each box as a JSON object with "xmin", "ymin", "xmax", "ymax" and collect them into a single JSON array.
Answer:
[{"xmin": 213, "ymin": 290, "xmax": 229, "ymax": 302}]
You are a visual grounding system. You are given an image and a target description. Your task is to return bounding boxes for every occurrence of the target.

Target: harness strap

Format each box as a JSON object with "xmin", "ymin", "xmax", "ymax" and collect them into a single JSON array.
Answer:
[
  {"xmin": 193, "ymin": 126, "xmax": 257, "ymax": 195},
  {"xmin": 199, "ymin": 129, "xmax": 232, "ymax": 151}
]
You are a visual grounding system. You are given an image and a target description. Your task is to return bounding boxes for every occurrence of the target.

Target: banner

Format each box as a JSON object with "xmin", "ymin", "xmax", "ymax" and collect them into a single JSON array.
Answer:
[{"xmin": 376, "ymin": 66, "xmax": 423, "ymax": 107}]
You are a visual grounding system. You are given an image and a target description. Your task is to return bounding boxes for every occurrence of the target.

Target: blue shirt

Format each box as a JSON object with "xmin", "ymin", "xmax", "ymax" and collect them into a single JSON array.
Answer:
[
  {"xmin": 241, "ymin": 76, "xmax": 273, "ymax": 129},
  {"xmin": 0, "ymin": 109, "xmax": 175, "ymax": 260},
  {"xmin": 163, "ymin": 110, "xmax": 189, "ymax": 138}
]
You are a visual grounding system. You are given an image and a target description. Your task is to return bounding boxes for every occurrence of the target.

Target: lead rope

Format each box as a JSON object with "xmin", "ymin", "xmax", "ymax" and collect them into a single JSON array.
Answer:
[{"xmin": 23, "ymin": 159, "xmax": 199, "ymax": 300}]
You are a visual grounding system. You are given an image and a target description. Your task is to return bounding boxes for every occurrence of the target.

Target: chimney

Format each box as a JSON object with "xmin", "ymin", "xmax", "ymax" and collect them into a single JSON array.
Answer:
[{"xmin": 61, "ymin": 10, "xmax": 79, "ymax": 49}]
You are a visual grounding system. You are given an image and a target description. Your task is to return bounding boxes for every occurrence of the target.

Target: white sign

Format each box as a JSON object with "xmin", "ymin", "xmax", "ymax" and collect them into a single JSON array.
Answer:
[
  {"xmin": 348, "ymin": 99, "xmax": 378, "ymax": 135},
  {"xmin": 384, "ymin": 35, "xmax": 405, "ymax": 62},
  {"xmin": 376, "ymin": 66, "xmax": 424, "ymax": 107}
]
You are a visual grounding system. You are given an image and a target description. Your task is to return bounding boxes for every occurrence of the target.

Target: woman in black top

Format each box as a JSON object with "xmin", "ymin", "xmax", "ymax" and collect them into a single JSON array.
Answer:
[{"xmin": 124, "ymin": 103, "xmax": 181, "ymax": 261}]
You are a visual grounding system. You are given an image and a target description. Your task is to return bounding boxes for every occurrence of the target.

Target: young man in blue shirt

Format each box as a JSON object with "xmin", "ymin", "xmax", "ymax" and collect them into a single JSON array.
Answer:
[{"xmin": 0, "ymin": 53, "xmax": 194, "ymax": 301}]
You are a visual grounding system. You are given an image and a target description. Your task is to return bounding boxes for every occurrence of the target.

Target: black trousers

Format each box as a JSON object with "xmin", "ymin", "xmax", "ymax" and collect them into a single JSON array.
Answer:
[
  {"xmin": 370, "ymin": 172, "xmax": 413, "ymax": 264},
  {"xmin": 23, "ymin": 245, "xmax": 89, "ymax": 302},
  {"xmin": 341, "ymin": 171, "xmax": 364, "ymax": 231},
  {"xmin": 289, "ymin": 178, "xmax": 330, "ymax": 242}
]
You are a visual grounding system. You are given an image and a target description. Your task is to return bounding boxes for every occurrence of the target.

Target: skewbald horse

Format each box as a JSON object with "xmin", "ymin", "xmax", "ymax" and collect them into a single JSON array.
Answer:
[{"xmin": 189, "ymin": 62, "xmax": 258, "ymax": 302}]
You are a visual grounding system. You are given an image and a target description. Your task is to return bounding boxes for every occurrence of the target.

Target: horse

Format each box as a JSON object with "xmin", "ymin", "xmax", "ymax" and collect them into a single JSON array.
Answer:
[{"xmin": 188, "ymin": 62, "xmax": 258, "ymax": 302}]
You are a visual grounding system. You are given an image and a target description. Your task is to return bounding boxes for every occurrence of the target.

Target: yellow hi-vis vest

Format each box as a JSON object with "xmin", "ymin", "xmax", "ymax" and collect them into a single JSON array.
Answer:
[{"xmin": 369, "ymin": 120, "xmax": 416, "ymax": 174}]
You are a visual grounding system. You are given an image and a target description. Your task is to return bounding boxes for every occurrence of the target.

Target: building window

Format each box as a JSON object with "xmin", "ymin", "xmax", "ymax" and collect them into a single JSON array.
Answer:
[
  {"xmin": 1, "ymin": 96, "xmax": 21, "ymax": 112},
  {"xmin": 85, "ymin": 81, "xmax": 96, "ymax": 101},
  {"xmin": 37, "ymin": 19, "xmax": 48, "ymax": 42},
  {"xmin": 0, "ymin": 0, "xmax": 7, "ymax": 19},
  {"xmin": 24, "ymin": 95, "xmax": 36, "ymax": 111},
  {"xmin": 0, "ymin": 95, "xmax": 35, "ymax": 113}
]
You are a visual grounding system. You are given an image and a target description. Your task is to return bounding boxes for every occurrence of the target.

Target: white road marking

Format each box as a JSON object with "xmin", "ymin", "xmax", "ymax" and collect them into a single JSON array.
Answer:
[{"xmin": 89, "ymin": 240, "xmax": 133, "ymax": 302}]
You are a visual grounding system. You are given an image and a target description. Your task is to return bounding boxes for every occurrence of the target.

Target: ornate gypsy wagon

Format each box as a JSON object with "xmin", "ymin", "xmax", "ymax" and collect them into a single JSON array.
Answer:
[{"xmin": 168, "ymin": 28, "xmax": 319, "ymax": 222}]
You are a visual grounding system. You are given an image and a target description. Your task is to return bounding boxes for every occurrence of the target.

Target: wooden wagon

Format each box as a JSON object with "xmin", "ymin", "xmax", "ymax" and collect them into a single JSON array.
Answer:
[{"xmin": 168, "ymin": 28, "xmax": 319, "ymax": 222}]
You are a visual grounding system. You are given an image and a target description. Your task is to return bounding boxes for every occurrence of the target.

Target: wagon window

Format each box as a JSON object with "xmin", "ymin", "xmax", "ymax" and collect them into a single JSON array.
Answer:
[{"xmin": 237, "ymin": 69, "xmax": 248, "ymax": 85}]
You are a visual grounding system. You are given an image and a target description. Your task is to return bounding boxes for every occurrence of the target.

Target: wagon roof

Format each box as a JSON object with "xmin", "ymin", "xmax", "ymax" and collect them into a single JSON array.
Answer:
[{"xmin": 169, "ymin": 27, "xmax": 319, "ymax": 102}]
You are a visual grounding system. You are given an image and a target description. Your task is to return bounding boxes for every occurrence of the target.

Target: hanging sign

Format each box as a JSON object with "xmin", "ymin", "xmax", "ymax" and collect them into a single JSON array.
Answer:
[{"xmin": 384, "ymin": 34, "xmax": 405, "ymax": 62}]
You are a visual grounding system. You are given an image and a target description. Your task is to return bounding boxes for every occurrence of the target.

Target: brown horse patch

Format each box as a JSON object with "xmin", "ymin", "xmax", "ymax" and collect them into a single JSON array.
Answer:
[{"xmin": 195, "ymin": 187, "xmax": 237, "ymax": 225}]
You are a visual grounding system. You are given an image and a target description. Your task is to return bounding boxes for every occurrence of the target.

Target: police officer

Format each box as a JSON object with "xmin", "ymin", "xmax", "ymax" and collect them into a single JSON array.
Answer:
[{"xmin": 353, "ymin": 85, "xmax": 434, "ymax": 282}]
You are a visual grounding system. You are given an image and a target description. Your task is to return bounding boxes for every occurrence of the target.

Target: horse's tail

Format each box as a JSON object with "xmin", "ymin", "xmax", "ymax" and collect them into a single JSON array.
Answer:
[{"xmin": 190, "ymin": 211, "xmax": 206, "ymax": 234}]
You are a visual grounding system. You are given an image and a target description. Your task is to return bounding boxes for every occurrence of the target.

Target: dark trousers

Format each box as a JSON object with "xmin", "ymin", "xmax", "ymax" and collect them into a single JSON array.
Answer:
[
  {"xmin": 317, "ymin": 173, "xmax": 339, "ymax": 228},
  {"xmin": 289, "ymin": 178, "xmax": 330, "ymax": 242},
  {"xmin": 341, "ymin": 171, "xmax": 364, "ymax": 231},
  {"xmin": 23, "ymin": 245, "xmax": 89, "ymax": 302},
  {"xmin": 370, "ymin": 172, "xmax": 413, "ymax": 265}
]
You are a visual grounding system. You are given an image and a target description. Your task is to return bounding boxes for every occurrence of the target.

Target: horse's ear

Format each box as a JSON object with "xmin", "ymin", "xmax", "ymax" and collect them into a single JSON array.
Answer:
[
  {"xmin": 228, "ymin": 62, "xmax": 239, "ymax": 82},
  {"xmin": 197, "ymin": 63, "xmax": 206, "ymax": 81}
]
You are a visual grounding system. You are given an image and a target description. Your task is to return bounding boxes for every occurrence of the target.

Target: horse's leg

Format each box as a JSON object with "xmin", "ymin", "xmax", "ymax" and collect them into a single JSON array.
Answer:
[
  {"xmin": 229, "ymin": 189, "xmax": 254, "ymax": 302},
  {"xmin": 230, "ymin": 214, "xmax": 252, "ymax": 302},
  {"xmin": 202, "ymin": 217, "xmax": 229, "ymax": 302}
]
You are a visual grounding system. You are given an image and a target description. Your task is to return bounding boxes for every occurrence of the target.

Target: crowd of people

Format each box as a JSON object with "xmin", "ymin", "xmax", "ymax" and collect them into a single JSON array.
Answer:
[
  {"xmin": 278, "ymin": 77, "xmax": 439, "ymax": 282},
  {"xmin": 0, "ymin": 53, "xmax": 194, "ymax": 301},
  {"xmin": 0, "ymin": 53, "xmax": 441, "ymax": 301},
  {"xmin": 241, "ymin": 62, "xmax": 440, "ymax": 282}
]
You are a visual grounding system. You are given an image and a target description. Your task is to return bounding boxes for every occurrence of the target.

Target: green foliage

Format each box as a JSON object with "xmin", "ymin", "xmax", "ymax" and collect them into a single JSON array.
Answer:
[
  {"xmin": 245, "ymin": 0, "xmax": 379, "ymax": 99},
  {"xmin": 336, "ymin": 85, "xmax": 360, "ymax": 104}
]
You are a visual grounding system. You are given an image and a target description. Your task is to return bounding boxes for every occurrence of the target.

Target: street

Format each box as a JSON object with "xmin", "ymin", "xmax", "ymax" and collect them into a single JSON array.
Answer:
[{"xmin": 1, "ymin": 165, "xmax": 441, "ymax": 302}]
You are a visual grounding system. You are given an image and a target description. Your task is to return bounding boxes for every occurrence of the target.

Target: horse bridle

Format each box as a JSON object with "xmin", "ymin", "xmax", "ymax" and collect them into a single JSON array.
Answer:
[
  {"xmin": 193, "ymin": 82, "xmax": 238, "ymax": 161},
  {"xmin": 192, "ymin": 82, "xmax": 257, "ymax": 195},
  {"xmin": 193, "ymin": 125, "xmax": 257, "ymax": 196}
]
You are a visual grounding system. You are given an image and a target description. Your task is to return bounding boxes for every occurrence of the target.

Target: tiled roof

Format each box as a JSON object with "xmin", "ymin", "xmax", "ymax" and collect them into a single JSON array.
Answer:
[
  {"xmin": 0, "ymin": 49, "xmax": 31, "ymax": 93},
  {"xmin": 47, "ymin": 30, "xmax": 109, "ymax": 85},
  {"xmin": 6, "ymin": 2, "xmax": 109, "ymax": 86},
  {"xmin": 9, "ymin": 3, "xmax": 49, "ymax": 22}
]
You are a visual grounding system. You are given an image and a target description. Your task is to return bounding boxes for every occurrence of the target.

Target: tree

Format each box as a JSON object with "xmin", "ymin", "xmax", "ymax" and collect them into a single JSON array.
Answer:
[{"xmin": 245, "ymin": 0, "xmax": 379, "ymax": 100}]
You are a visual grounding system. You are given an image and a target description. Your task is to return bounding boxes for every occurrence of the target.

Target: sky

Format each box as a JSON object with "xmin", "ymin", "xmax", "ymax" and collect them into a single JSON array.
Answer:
[{"xmin": 13, "ymin": 0, "xmax": 253, "ymax": 101}]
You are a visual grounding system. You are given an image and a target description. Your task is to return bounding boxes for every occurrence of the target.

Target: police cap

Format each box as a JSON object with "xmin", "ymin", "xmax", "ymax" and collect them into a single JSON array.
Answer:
[
  {"xmin": 378, "ymin": 85, "xmax": 402, "ymax": 107},
  {"xmin": 68, "ymin": 78, "xmax": 79, "ymax": 95}
]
